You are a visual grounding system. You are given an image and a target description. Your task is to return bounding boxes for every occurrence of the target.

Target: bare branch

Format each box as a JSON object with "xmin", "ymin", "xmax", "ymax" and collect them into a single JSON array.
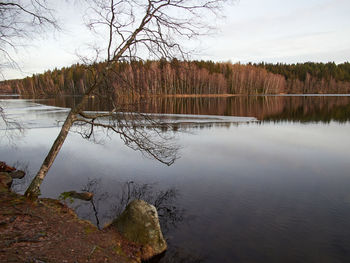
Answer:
[
  {"xmin": 0, "ymin": 0, "xmax": 59, "ymax": 76},
  {"xmin": 25, "ymin": 0, "xmax": 231, "ymax": 198},
  {"xmin": 83, "ymin": 0, "xmax": 232, "ymax": 63},
  {"xmin": 73, "ymin": 111, "xmax": 180, "ymax": 166},
  {"xmin": 0, "ymin": 103, "xmax": 24, "ymax": 143}
]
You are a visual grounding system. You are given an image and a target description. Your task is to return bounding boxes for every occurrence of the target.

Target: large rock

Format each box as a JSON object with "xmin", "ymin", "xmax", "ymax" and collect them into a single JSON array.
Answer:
[{"xmin": 112, "ymin": 199, "xmax": 167, "ymax": 260}]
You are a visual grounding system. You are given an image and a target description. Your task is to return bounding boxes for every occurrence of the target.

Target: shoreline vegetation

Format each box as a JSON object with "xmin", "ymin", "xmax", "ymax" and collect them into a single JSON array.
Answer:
[{"xmin": 1, "ymin": 61, "xmax": 350, "ymax": 97}]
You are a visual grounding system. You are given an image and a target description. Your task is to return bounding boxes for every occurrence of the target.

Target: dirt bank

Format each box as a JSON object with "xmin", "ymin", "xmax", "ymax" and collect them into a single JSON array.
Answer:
[{"xmin": 0, "ymin": 171, "xmax": 142, "ymax": 263}]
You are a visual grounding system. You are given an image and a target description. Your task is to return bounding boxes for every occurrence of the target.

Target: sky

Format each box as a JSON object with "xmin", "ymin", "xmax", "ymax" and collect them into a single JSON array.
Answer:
[{"xmin": 2, "ymin": 0, "xmax": 350, "ymax": 80}]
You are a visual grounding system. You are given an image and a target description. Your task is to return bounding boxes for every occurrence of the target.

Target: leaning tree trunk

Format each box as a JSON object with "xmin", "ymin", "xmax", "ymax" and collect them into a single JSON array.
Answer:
[{"xmin": 24, "ymin": 95, "xmax": 89, "ymax": 199}]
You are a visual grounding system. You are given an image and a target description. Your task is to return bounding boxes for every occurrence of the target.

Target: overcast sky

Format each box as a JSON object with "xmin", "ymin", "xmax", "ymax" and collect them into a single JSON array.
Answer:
[{"xmin": 3, "ymin": 0, "xmax": 350, "ymax": 80}]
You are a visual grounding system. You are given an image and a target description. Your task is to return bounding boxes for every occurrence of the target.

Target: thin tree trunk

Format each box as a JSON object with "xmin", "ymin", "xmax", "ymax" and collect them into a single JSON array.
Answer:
[{"xmin": 24, "ymin": 95, "xmax": 89, "ymax": 199}]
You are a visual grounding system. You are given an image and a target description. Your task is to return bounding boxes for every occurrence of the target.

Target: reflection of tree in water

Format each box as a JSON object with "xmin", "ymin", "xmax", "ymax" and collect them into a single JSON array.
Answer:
[
  {"xmin": 70, "ymin": 178, "xmax": 205, "ymax": 263},
  {"xmin": 264, "ymin": 100, "xmax": 350, "ymax": 123},
  {"xmin": 81, "ymin": 178, "xmax": 109, "ymax": 229},
  {"xmin": 70, "ymin": 179, "xmax": 185, "ymax": 235},
  {"xmin": 114, "ymin": 181, "xmax": 184, "ymax": 235},
  {"xmin": 52, "ymin": 95, "xmax": 350, "ymax": 123}
]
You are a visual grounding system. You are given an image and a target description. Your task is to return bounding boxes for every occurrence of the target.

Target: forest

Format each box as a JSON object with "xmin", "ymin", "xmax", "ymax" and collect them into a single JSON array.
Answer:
[{"xmin": 1, "ymin": 61, "xmax": 350, "ymax": 97}]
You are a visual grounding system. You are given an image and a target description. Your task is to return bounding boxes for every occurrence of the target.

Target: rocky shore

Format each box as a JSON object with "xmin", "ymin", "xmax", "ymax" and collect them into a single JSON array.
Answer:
[{"xmin": 0, "ymin": 162, "xmax": 166, "ymax": 263}]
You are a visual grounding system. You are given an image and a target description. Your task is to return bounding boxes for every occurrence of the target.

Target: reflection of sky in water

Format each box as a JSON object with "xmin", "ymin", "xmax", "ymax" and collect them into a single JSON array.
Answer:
[{"xmin": 1, "ymin": 99, "xmax": 350, "ymax": 263}]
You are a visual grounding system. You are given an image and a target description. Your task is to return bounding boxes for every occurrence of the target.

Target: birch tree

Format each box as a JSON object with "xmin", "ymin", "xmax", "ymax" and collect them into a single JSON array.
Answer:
[{"xmin": 25, "ymin": 0, "xmax": 232, "ymax": 199}]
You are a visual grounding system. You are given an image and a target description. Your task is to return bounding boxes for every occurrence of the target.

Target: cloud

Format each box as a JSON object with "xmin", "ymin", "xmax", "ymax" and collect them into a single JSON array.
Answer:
[
  {"xmin": 2, "ymin": 0, "xmax": 350, "ymax": 79},
  {"xmin": 201, "ymin": 0, "xmax": 350, "ymax": 63}
]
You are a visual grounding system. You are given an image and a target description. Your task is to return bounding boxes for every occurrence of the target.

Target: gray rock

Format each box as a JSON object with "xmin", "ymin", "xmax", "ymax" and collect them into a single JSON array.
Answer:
[
  {"xmin": 112, "ymin": 199, "xmax": 167, "ymax": 260},
  {"xmin": 10, "ymin": 170, "xmax": 26, "ymax": 179}
]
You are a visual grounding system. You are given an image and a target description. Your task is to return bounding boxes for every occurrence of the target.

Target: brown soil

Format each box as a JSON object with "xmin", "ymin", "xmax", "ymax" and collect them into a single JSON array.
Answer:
[{"xmin": 0, "ymin": 173, "xmax": 142, "ymax": 263}]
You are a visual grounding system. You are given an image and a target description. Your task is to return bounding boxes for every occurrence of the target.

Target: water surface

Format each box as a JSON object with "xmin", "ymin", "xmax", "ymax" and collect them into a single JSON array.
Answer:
[{"xmin": 1, "ymin": 95, "xmax": 350, "ymax": 263}]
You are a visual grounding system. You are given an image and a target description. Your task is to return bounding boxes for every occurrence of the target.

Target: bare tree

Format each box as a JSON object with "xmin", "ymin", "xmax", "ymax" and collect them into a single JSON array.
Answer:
[
  {"xmin": 0, "ymin": 1, "xmax": 58, "ymax": 145},
  {"xmin": 24, "ymin": 0, "xmax": 232, "ymax": 199},
  {"xmin": 0, "ymin": 0, "xmax": 58, "ymax": 76}
]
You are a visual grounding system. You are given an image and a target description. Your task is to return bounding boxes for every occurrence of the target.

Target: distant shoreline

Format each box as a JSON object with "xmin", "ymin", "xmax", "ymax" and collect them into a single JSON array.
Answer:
[{"xmin": 2, "ymin": 93, "xmax": 350, "ymax": 99}]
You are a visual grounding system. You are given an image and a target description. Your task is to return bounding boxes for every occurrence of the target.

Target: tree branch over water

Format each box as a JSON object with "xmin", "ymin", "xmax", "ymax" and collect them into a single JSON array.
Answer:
[
  {"xmin": 0, "ymin": 103, "xmax": 24, "ymax": 143},
  {"xmin": 74, "ymin": 112, "xmax": 180, "ymax": 166},
  {"xmin": 24, "ymin": 0, "xmax": 233, "ymax": 199}
]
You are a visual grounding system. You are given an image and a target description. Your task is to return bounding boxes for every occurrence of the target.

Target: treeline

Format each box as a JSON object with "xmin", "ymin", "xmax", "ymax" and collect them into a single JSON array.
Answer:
[
  {"xmin": 256, "ymin": 62, "xmax": 350, "ymax": 81},
  {"xmin": 1, "ymin": 61, "xmax": 350, "ymax": 96},
  {"xmin": 256, "ymin": 62, "xmax": 350, "ymax": 94}
]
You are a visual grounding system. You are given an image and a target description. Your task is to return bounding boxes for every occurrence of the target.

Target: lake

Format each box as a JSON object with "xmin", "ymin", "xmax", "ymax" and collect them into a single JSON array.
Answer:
[{"xmin": 1, "ymin": 95, "xmax": 350, "ymax": 263}]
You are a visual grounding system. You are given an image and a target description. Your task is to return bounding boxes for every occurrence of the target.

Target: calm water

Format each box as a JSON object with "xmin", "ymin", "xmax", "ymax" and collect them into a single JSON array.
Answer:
[{"xmin": 1, "ymin": 95, "xmax": 350, "ymax": 263}]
